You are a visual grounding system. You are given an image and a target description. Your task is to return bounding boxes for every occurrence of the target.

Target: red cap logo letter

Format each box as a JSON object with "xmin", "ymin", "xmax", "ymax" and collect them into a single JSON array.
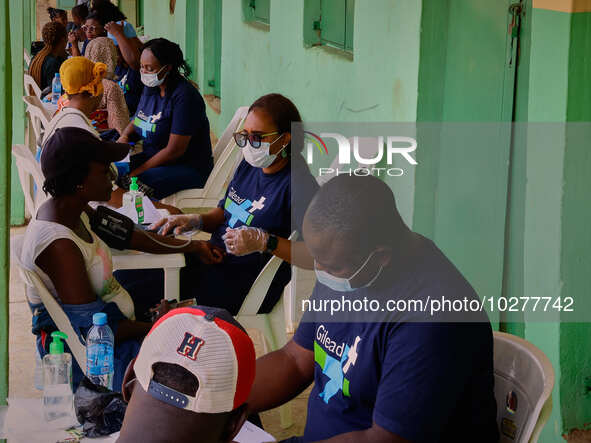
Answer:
[{"xmin": 177, "ymin": 332, "xmax": 204, "ymax": 360}]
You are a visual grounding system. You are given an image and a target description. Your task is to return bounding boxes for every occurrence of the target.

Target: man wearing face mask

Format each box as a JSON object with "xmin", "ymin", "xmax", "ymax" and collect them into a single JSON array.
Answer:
[
  {"xmin": 247, "ymin": 175, "xmax": 499, "ymax": 443},
  {"xmin": 117, "ymin": 38, "xmax": 213, "ymax": 199}
]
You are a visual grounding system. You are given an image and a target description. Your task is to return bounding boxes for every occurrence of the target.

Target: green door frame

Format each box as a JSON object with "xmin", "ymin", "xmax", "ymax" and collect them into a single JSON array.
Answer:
[{"xmin": 1, "ymin": 0, "xmax": 13, "ymax": 405}]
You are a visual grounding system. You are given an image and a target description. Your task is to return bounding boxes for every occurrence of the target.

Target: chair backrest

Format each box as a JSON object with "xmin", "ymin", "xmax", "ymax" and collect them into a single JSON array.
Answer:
[
  {"xmin": 200, "ymin": 106, "xmax": 249, "ymax": 200},
  {"xmin": 24, "ymin": 48, "xmax": 31, "ymax": 69},
  {"xmin": 212, "ymin": 106, "xmax": 249, "ymax": 163},
  {"xmin": 23, "ymin": 73, "xmax": 42, "ymax": 98},
  {"xmin": 23, "ymin": 96, "xmax": 51, "ymax": 145},
  {"xmin": 10, "ymin": 235, "xmax": 87, "ymax": 370},
  {"xmin": 237, "ymin": 231, "xmax": 298, "ymax": 317},
  {"xmin": 493, "ymin": 331, "xmax": 555, "ymax": 443},
  {"xmin": 12, "ymin": 144, "xmax": 48, "ymax": 216}
]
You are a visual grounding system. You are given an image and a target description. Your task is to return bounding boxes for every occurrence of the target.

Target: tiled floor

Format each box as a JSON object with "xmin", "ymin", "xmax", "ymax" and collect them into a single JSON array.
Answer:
[{"xmin": 7, "ymin": 226, "xmax": 309, "ymax": 440}]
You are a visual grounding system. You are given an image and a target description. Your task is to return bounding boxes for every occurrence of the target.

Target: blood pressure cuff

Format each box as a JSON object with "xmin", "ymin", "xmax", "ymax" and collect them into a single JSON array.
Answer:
[{"xmin": 90, "ymin": 206, "xmax": 134, "ymax": 250}]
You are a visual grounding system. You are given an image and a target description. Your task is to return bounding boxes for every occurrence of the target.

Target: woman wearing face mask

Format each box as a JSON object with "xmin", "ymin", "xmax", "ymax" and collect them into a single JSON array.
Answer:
[
  {"xmin": 116, "ymin": 38, "xmax": 213, "ymax": 200},
  {"xmin": 144, "ymin": 93, "xmax": 319, "ymax": 316}
]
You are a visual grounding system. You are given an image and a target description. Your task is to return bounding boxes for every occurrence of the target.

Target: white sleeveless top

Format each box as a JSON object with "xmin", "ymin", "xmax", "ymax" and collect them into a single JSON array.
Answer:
[{"xmin": 21, "ymin": 211, "xmax": 135, "ymax": 319}]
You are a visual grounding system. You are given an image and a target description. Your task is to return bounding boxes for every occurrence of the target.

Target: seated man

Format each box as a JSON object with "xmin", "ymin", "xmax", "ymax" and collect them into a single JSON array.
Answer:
[
  {"xmin": 118, "ymin": 306, "xmax": 256, "ymax": 443},
  {"xmin": 247, "ymin": 175, "xmax": 499, "ymax": 442}
]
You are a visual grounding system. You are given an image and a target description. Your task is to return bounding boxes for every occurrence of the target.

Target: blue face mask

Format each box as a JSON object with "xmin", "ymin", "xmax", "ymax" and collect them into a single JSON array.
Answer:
[{"xmin": 314, "ymin": 251, "xmax": 384, "ymax": 292}]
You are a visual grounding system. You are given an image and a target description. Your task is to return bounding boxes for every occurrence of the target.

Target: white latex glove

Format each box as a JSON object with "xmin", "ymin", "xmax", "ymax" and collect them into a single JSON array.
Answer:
[
  {"xmin": 222, "ymin": 226, "xmax": 269, "ymax": 256},
  {"xmin": 148, "ymin": 214, "xmax": 203, "ymax": 236}
]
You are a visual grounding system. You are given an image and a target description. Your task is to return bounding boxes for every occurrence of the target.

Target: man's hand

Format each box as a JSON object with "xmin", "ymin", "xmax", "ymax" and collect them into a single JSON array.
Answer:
[
  {"xmin": 149, "ymin": 214, "xmax": 202, "ymax": 236},
  {"xmin": 117, "ymin": 135, "xmax": 130, "ymax": 144},
  {"xmin": 105, "ymin": 21, "xmax": 125, "ymax": 38},
  {"xmin": 222, "ymin": 226, "xmax": 269, "ymax": 256},
  {"xmin": 190, "ymin": 241, "xmax": 224, "ymax": 264},
  {"xmin": 150, "ymin": 299, "xmax": 172, "ymax": 322}
]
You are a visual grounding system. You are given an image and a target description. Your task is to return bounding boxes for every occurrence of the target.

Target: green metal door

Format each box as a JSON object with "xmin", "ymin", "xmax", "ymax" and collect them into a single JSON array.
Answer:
[
  {"xmin": 415, "ymin": 0, "xmax": 522, "ymax": 326},
  {"xmin": 204, "ymin": 0, "xmax": 222, "ymax": 97}
]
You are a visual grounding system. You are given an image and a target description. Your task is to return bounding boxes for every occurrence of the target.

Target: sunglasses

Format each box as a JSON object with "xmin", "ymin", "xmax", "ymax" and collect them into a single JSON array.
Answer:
[
  {"xmin": 82, "ymin": 25, "xmax": 101, "ymax": 32},
  {"xmin": 233, "ymin": 131, "xmax": 280, "ymax": 149}
]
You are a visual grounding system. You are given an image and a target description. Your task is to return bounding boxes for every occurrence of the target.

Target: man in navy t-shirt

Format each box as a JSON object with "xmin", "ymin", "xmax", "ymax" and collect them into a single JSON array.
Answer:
[{"xmin": 247, "ymin": 175, "xmax": 499, "ymax": 442}]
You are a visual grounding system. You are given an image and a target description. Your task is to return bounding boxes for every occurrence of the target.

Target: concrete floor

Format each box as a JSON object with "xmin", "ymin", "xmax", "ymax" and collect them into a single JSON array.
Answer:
[{"xmin": 7, "ymin": 226, "xmax": 309, "ymax": 440}]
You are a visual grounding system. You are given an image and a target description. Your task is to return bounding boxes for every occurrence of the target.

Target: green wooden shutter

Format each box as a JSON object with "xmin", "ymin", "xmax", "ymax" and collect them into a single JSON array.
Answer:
[
  {"xmin": 320, "ymin": 0, "xmax": 346, "ymax": 48},
  {"xmin": 243, "ymin": 0, "xmax": 270, "ymax": 25},
  {"xmin": 57, "ymin": 0, "xmax": 76, "ymax": 9},
  {"xmin": 344, "ymin": 0, "xmax": 354, "ymax": 51},
  {"xmin": 318, "ymin": 0, "xmax": 354, "ymax": 52},
  {"xmin": 204, "ymin": 0, "xmax": 222, "ymax": 97}
]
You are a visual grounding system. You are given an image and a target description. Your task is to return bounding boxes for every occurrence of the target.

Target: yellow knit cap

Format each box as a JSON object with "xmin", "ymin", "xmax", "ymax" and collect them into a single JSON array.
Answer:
[{"xmin": 59, "ymin": 56, "xmax": 107, "ymax": 97}]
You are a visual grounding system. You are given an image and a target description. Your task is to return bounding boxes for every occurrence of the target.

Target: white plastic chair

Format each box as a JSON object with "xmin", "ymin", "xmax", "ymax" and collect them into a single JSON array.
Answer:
[
  {"xmin": 23, "ymin": 96, "xmax": 51, "ymax": 147},
  {"xmin": 10, "ymin": 235, "xmax": 87, "ymax": 371},
  {"xmin": 111, "ymin": 250, "xmax": 185, "ymax": 302},
  {"xmin": 12, "ymin": 144, "xmax": 49, "ymax": 217},
  {"xmin": 236, "ymin": 231, "xmax": 297, "ymax": 428},
  {"xmin": 24, "ymin": 48, "xmax": 31, "ymax": 69},
  {"xmin": 161, "ymin": 106, "xmax": 249, "ymax": 210},
  {"xmin": 23, "ymin": 73, "xmax": 42, "ymax": 99},
  {"xmin": 284, "ymin": 266, "xmax": 316, "ymax": 334},
  {"xmin": 493, "ymin": 331, "xmax": 555, "ymax": 443}
]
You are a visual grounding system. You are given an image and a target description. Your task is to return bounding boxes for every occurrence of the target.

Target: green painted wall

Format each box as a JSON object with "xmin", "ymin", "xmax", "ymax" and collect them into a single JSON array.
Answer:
[
  {"xmin": 215, "ymin": 0, "xmax": 421, "ymax": 224},
  {"xmin": 559, "ymin": 10, "xmax": 591, "ymax": 435},
  {"xmin": 9, "ymin": 0, "xmax": 25, "ymax": 226},
  {"xmin": 143, "ymin": 0, "xmax": 188, "ymax": 56},
  {"xmin": 523, "ymin": 7, "xmax": 569, "ymax": 441}
]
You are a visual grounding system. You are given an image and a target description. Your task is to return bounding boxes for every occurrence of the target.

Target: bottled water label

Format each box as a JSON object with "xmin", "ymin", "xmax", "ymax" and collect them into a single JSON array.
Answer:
[{"xmin": 86, "ymin": 343, "xmax": 114, "ymax": 376}]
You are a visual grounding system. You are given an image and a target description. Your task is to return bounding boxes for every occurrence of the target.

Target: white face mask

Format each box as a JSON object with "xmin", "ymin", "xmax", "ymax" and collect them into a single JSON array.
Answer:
[
  {"xmin": 140, "ymin": 66, "xmax": 168, "ymax": 88},
  {"xmin": 314, "ymin": 251, "xmax": 384, "ymax": 292},
  {"xmin": 243, "ymin": 135, "xmax": 286, "ymax": 169}
]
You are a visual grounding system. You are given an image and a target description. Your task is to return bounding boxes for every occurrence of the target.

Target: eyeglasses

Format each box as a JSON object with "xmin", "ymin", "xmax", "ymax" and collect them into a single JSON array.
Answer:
[
  {"xmin": 233, "ymin": 131, "xmax": 279, "ymax": 149},
  {"xmin": 81, "ymin": 25, "xmax": 100, "ymax": 32}
]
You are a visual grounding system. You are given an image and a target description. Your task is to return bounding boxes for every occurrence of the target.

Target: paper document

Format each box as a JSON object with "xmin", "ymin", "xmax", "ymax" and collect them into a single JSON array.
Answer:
[{"xmin": 234, "ymin": 420, "xmax": 276, "ymax": 442}]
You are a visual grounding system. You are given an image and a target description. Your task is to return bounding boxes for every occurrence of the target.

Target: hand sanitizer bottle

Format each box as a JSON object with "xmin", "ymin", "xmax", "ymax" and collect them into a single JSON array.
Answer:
[
  {"xmin": 121, "ymin": 177, "xmax": 145, "ymax": 224},
  {"xmin": 43, "ymin": 331, "xmax": 77, "ymax": 428}
]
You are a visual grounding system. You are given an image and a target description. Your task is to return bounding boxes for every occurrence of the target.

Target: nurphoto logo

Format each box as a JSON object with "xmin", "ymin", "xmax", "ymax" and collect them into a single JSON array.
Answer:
[{"xmin": 304, "ymin": 131, "xmax": 418, "ymax": 177}]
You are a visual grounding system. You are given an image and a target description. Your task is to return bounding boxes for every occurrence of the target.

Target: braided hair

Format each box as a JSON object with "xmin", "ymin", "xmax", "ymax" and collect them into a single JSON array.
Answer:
[
  {"xmin": 47, "ymin": 7, "xmax": 67, "ymax": 23},
  {"xmin": 142, "ymin": 38, "xmax": 192, "ymax": 81},
  {"xmin": 28, "ymin": 21, "xmax": 67, "ymax": 87}
]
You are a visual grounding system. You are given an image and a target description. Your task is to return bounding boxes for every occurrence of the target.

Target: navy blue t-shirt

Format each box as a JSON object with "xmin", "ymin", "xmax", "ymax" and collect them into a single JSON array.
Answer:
[
  {"xmin": 211, "ymin": 154, "xmax": 319, "ymax": 265},
  {"xmin": 115, "ymin": 65, "xmax": 143, "ymax": 116},
  {"xmin": 294, "ymin": 235, "xmax": 499, "ymax": 442},
  {"xmin": 132, "ymin": 76, "xmax": 213, "ymax": 175}
]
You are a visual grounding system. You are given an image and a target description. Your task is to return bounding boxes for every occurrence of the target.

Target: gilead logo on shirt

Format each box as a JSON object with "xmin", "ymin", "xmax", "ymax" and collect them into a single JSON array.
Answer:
[
  {"xmin": 314, "ymin": 325, "xmax": 362, "ymax": 403},
  {"xmin": 225, "ymin": 187, "xmax": 266, "ymax": 227}
]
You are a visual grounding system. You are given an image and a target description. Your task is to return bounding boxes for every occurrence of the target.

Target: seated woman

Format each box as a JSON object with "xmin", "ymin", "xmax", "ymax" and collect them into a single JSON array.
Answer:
[
  {"xmin": 47, "ymin": 7, "xmax": 73, "ymax": 32},
  {"xmin": 145, "ymin": 94, "xmax": 320, "ymax": 315},
  {"xmin": 28, "ymin": 21, "xmax": 67, "ymax": 92},
  {"xmin": 66, "ymin": 4, "xmax": 89, "ymax": 57},
  {"xmin": 70, "ymin": 11, "xmax": 107, "ymax": 57},
  {"xmin": 58, "ymin": 37, "xmax": 130, "ymax": 137},
  {"xmin": 42, "ymin": 56, "xmax": 106, "ymax": 146},
  {"xmin": 22, "ymin": 127, "xmax": 222, "ymax": 390},
  {"xmin": 93, "ymin": 0, "xmax": 144, "ymax": 116},
  {"xmin": 117, "ymin": 38, "xmax": 213, "ymax": 200}
]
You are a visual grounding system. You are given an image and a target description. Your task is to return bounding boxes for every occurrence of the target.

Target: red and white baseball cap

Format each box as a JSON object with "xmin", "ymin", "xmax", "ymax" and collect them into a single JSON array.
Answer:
[{"xmin": 133, "ymin": 306, "xmax": 256, "ymax": 413}]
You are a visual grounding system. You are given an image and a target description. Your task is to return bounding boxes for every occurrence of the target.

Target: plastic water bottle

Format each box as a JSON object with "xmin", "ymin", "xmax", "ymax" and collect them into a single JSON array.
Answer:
[
  {"xmin": 121, "ymin": 177, "xmax": 145, "ymax": 224},
  {"xmin": 51, "ymin": 73, "xmax": 62, "ymax": 105},
  {"xmin": 86, "ymin": 313, "xmax": 114, "ymax": 390},
  {"xmin": 43, "ymin": 331, "xmax": 77, "ymax": 428}
]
